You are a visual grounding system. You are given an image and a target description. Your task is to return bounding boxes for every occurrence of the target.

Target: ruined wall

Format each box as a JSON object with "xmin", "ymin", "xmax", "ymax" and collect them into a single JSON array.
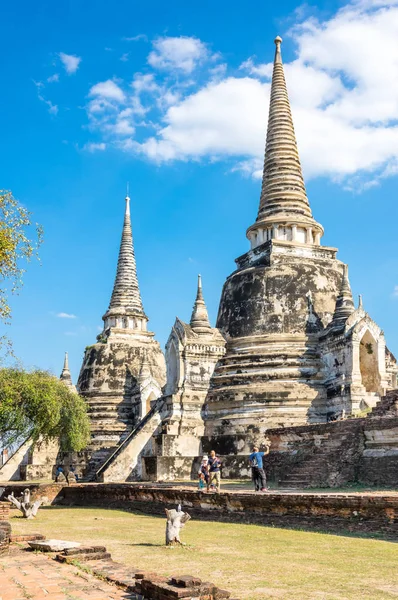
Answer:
[
  {"xmin": 2, "ymin": 483, "xmax": 397, "ymax": 538},
  {"xmin": 262, "ymin": 415, "xmax": 398, "ymax": 487}
]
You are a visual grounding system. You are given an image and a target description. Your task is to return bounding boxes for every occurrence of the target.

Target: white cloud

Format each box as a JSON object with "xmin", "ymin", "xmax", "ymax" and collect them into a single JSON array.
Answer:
[
  {"xmin": 132, "ymin": 73, "xmax": 159, "ymax": 93},
  {"xmin": 123, "ymin": 34, "xmax": 148, "ymax": 42},
  {"xmin": 89, "ymin": 80, "xmax": 125, "ymax": 102},
  {"xmin": 84, "ymin": 142, "xmax": 106, "ymax": 152},
  {"xmin": 34, "ymin": 81, "xmax": 58, "ymax": 115},
  {"xmin": 137, "ymin": 2, "xmax": 398, "ymax": 187},
  {"xmin": 113, "ymin": 119, "xmax": 135, "ymax": 135},
  {"xmin": 137, "ymin": 77, "xmax": 268, "ymax": 162},
  {"xmin": 59, "ymin": 52, "xmax": 81, "ymax": 75},
  {"xmin": 120, "ymin": 53, "xmax": 129, "ymax": 62},
  {"xmin": 240, "ymin": 58, "xmax": 273, "ymax": 78},
  {"xmin": 47, "ymin": 73, "xmax": 59, "ymax": 83},
  {"xmin": 147, "ymin": 36, "xmax": 209, "ymax": 73},
  {"xmin": 83, "ymin": 1, "xmax": 398, "ymax": 190},
  {"xmin": 56, "ymin": 312, "xmax": 77, "ymax": 319}
]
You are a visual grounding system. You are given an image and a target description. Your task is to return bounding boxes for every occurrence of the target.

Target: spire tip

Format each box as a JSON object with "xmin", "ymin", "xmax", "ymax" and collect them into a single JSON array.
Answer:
[
  {"xmin": 125, "ymin": 193, "xmax": 130, "ymax": 216},
  {"xmin": 274, "ymin": 35, "xmax": 282, "ymax": 45}
]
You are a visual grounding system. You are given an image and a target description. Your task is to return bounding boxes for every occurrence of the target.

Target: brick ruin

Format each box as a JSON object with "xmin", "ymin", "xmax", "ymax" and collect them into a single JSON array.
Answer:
[{"xmin": 1, "ymin": 36, "xmax": 397, "ymax": 485}]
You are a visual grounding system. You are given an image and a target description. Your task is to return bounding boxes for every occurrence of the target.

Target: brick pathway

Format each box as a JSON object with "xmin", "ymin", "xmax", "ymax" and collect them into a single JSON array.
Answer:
[{"xmin": 0, "ymin": 551, "xmax": 135, "ymax": 600}]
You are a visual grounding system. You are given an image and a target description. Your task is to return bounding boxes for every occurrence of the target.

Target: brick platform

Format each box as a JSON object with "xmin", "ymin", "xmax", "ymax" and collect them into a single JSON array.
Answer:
[
  {"xmin": 54, "ymin": 547, "xmax": 236, "ymax": 599},
  {"xmin": 0, "ymin": 550, "xmax": 133, "ymax": 600}
]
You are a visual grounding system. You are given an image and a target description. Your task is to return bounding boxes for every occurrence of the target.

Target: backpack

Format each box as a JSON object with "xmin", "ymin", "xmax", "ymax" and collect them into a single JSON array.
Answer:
[{"xmin": 249, "ymin": 454, "xmax": 258, "ymax": 468}]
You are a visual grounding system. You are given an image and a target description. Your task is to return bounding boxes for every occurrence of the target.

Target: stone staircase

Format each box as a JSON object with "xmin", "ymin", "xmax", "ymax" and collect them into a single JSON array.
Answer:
[
  {"xmin": 86, "ymin": 395, "xmax": 135, "ymax": 444},
  {"xmin": 79, "ymin": 394, "xmax": 138, "ymax": 481},
  {"xmin": 278, "ymin": 428, "xmax": 359, "ymax": 489},
  {"xmin": 279, "ymin": 452, "xmax": 330, "ymax": 489},
  {"xmin": 369, "ymin": 390, "xmax": 398, "ymax": 418},
  {"xmin": 95, "ymin": 396, "xmax": 166, "ymax": 482}
]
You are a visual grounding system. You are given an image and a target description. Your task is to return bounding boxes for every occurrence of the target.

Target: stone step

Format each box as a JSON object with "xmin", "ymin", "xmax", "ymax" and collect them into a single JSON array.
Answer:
[
  {"xmin": 62, "ymin": 545, "xmax": 106, "ymax": 556},
  {"xmin": 89, "ymin": 413, "xmax": 134, "ymax": 427},
  {"xmin": 57, "ymin": 551, "xmax": 112, "ymax": 563},
  {"xmin": 87, "ymin": 411, "xmax": 133, "ymax": 418}
]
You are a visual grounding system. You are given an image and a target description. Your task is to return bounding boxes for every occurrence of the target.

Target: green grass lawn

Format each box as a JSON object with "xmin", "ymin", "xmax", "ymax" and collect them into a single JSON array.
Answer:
[{"xmin": 9, "ymin": 506, "xmax": 398, "ymax": 600}]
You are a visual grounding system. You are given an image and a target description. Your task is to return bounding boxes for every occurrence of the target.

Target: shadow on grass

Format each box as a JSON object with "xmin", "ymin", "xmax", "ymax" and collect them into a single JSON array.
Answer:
[{"xmin": 130, "ymin": 543, "xmax": 164, "ymax": 547}]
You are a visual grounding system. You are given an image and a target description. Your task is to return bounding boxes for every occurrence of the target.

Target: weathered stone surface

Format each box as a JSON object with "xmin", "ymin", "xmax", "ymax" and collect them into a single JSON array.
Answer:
[{"xmin": 28, "ymin": 539, "xmax": 81, "ymax": 552}]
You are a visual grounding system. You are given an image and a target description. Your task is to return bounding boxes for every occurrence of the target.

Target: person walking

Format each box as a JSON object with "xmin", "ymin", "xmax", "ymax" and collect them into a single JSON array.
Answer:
[
  {"xmin": 207, "ymin": 450, "xmax": 222, "ymax": 493},
  {"xmin": 249, "ymin": 444, "xmax": 270, "ymax": 492}
]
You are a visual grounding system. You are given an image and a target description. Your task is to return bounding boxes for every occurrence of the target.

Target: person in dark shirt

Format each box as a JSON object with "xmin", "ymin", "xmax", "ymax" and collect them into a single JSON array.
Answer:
[
  {"xmin": 249, "ymin": 445, "xmax": 270, "ymax": 492},
  {"xmin": 207, "ymin": 450, "xmax": 222, "ymax": 493}
]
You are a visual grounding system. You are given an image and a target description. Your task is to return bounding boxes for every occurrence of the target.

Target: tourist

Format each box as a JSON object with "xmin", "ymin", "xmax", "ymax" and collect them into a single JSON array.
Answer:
[
  {"xmin": 55, "ymin": 465, "xmax": 64, "ymax": 483},
  {"xmin": 66, "ymin": 465, "xmax": 78, "ymax": 484},
  {"xmin": 198, "ymin": 455, "xmax": 209, "ymax": 490},
  {"xmin": 207, "ymin": 450, "xmax": 222, "ymax": 493},
  {"xmin": 249, "ymin": 444, "xmax": 270, "ymax": 492}
]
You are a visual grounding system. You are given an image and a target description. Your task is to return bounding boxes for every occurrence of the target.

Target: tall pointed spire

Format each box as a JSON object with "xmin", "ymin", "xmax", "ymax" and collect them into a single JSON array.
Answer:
[
  {"xmin": 60, "ymin": 352, "xmax": 76, "ymax": 392},
  {"xmin": 331, "ymin": 264, "xmax": 355, "ymax": 327},
  {"xmin": 247, "ymin": 37, "xmax": 323, "ymax": 249},
  {"xmin": 103, "ymin": 194, "xmax": 148, "ymax": 333},
  {"xmin": 190, "ymin": 275, "xmax": 212, "ymax": 334}
]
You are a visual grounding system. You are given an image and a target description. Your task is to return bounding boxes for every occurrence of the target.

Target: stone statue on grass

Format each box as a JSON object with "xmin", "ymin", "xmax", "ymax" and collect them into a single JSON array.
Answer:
[
  {"xmin": 8, "ymin": 488, "xmax": 42, "ymax": 519},
  {"xmin": 165, "ymin": 504, "xmax": 191, "ymax": 545}
]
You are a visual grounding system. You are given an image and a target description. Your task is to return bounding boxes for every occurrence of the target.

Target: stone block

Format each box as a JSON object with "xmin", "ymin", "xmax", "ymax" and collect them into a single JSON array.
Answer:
[
  {"xmin": 28, "ymin": 539, "xmax": 81, "ymax": 552},
  {"xmin": 62, "ymin": 545, "xmax": 106, "ymax": 556},
  {"xmin": 171, "ymin": 575, "xmax": 202, "ymax": 588}
]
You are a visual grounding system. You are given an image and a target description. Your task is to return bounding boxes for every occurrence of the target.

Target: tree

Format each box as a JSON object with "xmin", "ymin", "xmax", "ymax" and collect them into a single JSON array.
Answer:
[
  {"xmin": 0, "ymin": 190, "xmax": 42, "ymax": 347},
  {"xmin": 0, "ymin": 368, "xmax": 90, "ymax": 452}
]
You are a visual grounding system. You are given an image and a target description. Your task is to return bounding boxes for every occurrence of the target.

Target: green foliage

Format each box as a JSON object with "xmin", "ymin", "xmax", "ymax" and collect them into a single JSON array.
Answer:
[
  {"xmin": 0, "ymin": 190, "xmax": 42, "ymax": 346},
  {"xmin": 0, "ymin": 368, "xmax": 90, "ymax": 452}
]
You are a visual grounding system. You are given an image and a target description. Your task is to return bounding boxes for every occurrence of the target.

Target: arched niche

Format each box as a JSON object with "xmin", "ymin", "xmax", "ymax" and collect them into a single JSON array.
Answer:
[{"xmin": 166, "ymin": 340, "xmax": 180, "ymax": 395}]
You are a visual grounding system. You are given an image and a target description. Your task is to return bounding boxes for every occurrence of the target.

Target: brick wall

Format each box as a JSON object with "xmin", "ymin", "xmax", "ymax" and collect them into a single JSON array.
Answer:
[
  {"xmin": 262, "ymin": 415, "xmax": 398, "ymax": 487},
  {"xmin": 2, "ymin": 483, "xmax": 396, "ymax": 538},
  {"xmin": 0, "ymin": 521, "xmax": 11, "ymax": 556},
  {"xmin": 0, "ymin": 501, "xmax": 10, "ymax": 521}
]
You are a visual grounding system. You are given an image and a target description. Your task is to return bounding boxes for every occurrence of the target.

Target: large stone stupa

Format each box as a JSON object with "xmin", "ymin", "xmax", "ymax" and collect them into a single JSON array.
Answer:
[{"xmin": 203, "ymin": 37, "xmax": 395, "ymax": 453}]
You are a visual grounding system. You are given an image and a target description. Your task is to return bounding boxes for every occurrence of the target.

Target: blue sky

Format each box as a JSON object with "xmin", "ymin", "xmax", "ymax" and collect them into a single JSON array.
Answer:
[{"xmin": 1, "ymin": 0, "xmax": 398, "ymax": 382}]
